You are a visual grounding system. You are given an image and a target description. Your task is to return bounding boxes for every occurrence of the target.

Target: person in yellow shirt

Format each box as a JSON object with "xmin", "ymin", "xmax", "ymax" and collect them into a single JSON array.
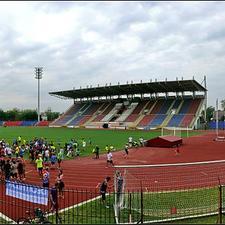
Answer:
[
  {"xmin": 35, "ymin": 155, "xmax": 43, "ymax": 177},
  {"xmin": 105, "ymin": 145, "xmax": 109, "ymax": 152},
  {"xmin": 22, "ymin": 139, "xmax": 26, "ymax": 146},
  {"xmin": 109, "ymin": 145, "xmax": 114, "ymax": 152},
  {"xmin": 18, "ymin": 136, "xmax": 22, "ymax": 144},
  {"xmin": 15, "ymin": 145, "xmax": 20, "ymax": 158}
]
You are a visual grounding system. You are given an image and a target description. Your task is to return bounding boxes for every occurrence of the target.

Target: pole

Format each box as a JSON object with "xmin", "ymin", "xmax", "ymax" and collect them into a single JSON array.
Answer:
[
  {"xmin": 35, "ymin": 67, "xmax": 43, "ymax": 123},
  {"xmin": 204, "ymin": 76, "xmax": 207, "ymax": 130},
  {"xmin": 216, "ymin": 98, "xmax": 219, "ymax": 138},
  {"xmin": 218, "ymin": 177, "xmax": 222, "ymax": 224},
  {"xmin": 38, "ymin": 77, "xmax": 40, "ymax": 122},
  {"xmin": 140, "ymin": 181, "xmax": 143, "ymax": 224}
]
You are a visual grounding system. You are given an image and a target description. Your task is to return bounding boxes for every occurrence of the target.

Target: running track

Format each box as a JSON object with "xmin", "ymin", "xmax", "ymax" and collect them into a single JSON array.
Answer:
[{"xmin": 1, "ymin": 131, "xmax": 225, "ymax": 221}]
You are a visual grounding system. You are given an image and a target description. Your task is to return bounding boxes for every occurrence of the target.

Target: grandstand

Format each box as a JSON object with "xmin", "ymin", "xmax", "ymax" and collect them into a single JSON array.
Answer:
[{"xmin": 49, "ymin": 78, "xmax": 207, "ymax": 130}]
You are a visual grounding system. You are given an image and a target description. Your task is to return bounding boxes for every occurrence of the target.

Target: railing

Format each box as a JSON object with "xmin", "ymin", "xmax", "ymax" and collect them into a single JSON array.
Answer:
[{"xmin": 1, "ymin": 179, "xmax": 225, "ymax": 224}]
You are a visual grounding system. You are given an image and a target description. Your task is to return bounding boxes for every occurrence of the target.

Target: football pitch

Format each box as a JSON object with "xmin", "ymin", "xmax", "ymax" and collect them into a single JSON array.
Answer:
[{"xmin": 0, "ymin": 127, "xmax": 199, "ymax": 157}]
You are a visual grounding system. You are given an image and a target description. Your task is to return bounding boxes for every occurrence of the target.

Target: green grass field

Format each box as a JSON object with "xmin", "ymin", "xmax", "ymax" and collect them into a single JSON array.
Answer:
[
  {"xmin": 1, "ymin": 126, "xmax": 210, "ymax": 224},
  {"xmin": 0, "ymin": 127, "xmax": 199, "ymax": 157},
  {"xmin": 46, "ymin": 186, "xmax": 222, "ymax": 224}
]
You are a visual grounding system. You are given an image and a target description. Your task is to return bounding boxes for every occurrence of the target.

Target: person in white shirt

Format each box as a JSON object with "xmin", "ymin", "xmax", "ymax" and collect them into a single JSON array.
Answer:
[
  {"xmin": 128, "ymin": 137, "xmax": 133, "ymax": 147},
  {"xmin": 5, "ymin": 146, "xmax": 12, "ymax": 158},
  {"xmin": 82, "ymin": 139, "xmax": 86, "ymax": 150},
  {"xmin": 106, "ymin": 150, "xmax": 114, "ymax": 167}
]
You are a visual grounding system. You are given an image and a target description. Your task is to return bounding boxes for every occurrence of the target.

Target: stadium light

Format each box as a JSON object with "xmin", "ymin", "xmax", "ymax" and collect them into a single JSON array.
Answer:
[{"xmin": 35, "ymin": 67, "xmax": 43, "ymax": 122}]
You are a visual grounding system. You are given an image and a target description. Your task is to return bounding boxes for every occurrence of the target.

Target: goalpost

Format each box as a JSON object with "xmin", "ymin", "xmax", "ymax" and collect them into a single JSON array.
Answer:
[
  {"xmin": 113, "ymin": 160, "xmax": 225, "ymax": 224},
  {"xmin": 161, "ymin": 127, "xmax": 189, "ymax": 138}
]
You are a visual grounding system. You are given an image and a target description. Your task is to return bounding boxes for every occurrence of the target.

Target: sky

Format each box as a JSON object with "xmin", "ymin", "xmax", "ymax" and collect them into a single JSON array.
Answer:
[{"xmin": 0, "ymin": 1, "xmax": 224, "ymax": 113}]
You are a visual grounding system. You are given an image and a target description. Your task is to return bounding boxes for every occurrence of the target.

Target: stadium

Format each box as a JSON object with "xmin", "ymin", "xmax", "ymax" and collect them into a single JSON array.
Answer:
[{"xmin": 1, "ymin": 74, "xmax": 225, "ymax": 225}]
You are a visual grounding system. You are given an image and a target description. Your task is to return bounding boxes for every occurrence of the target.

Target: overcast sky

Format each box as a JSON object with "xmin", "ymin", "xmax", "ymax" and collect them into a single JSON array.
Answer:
[{"xmin": 0, "ymin": 1, "xmax": 224, "ymax": 113}]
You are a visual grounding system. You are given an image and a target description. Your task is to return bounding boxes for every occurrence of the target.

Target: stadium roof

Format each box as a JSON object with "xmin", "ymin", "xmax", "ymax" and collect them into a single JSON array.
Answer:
[{"xmin": 49, "ymin": 79, "xmax": 207, "ymax": 100}]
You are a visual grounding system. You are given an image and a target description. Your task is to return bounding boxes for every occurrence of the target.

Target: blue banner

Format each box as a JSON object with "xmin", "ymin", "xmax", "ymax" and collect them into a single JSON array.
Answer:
[{"xmin": 6, "ymin": 181, "xmax": 49, "ymax": 205}]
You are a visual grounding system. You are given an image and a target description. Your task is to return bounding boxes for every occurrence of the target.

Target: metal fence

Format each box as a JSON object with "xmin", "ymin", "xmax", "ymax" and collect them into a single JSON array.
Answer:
[{"xmin": 0, "ymin": 179, "xmax": 225, "ymax": 224}]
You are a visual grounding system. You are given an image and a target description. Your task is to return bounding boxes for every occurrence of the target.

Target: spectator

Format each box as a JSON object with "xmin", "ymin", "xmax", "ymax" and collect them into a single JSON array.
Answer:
[
  {"xmin": 95, "ymin": 145, "xmax": 100, "ymax": 159},
  {"xmin": 42, "ymin": 167, "xmax": 50, "ymax": 188},
  {"xmin": 50, "ymin": 153, "xmax": 57, "ymax": 169},
  {"xmin": 56, "ymin": 169, "xmax": 64, "ymax": 198},
  {"xmin": 35, "ymin": 155, "xmax": 43, "ymax": 177},
  {"xmin": 106, "ymin": 150, "xmax": 114, "ymax": 168},
  {"xmin": 75, "ymin": 148, "xmax": 80, "ymax": 159},
  {"xmin": 50, "ymin": 183, "xmax": 58, "ymax": 212},
  {"xmin": 10, "ymin": 160, "xmax": 18, "ymax": 181},
  {"xmin": 17, "ymin": 158, "xmax": 25, "ymax": 181},
  {"xmin": 128, "ymin": 137, "xmax": 133, "ymax": 147},
  {"xmin": 124, "ymin": 143, "xmax": 129, "ymax": 158},
  {"xmin": 4, "ymin": 160, "xmax": 11, "ymax": 180},
  {"xmin": 82, "ymin": 139, "xmax": 86, "ymax": 151},
  {"xmin": 96, "ymin": 176, "xmax": 111, "ymax": 208},
  {"xmin": 19, "ymin": 145, "xmax": 25, "ymax": 158},
  {"xmin": 57, "ymin": 148, "xmax": 64, "ymax": 168}
]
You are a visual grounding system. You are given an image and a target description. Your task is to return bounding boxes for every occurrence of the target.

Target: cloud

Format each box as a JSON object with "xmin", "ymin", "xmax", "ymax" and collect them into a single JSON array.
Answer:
[{"xmin": 0, "ymin": 1, "xmax": 224, "ymax": 112}]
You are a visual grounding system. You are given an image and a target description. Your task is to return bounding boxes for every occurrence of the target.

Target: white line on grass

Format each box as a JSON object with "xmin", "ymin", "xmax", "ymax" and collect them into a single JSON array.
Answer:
[{"xmin": 47, "ymin": 194, "xmax": 107, "ymax": 217}]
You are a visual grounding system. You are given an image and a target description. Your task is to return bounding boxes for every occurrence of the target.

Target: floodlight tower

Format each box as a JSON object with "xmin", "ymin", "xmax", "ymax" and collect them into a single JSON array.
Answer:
[{"xmin": 35, "ymin": 67, "xmax": 43, "ymax": 122}]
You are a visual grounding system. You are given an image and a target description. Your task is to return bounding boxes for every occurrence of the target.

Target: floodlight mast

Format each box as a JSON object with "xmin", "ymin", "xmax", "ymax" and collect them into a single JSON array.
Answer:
[{"xmin": 35, "ymin": 67, "xmax": 43, "ymax": 123}]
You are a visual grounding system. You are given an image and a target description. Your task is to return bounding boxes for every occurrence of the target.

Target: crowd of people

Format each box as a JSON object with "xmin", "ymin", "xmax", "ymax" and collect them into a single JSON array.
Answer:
[{"xmin": 0, "ymin": 134, "xmax": 146, "ymax": 210}]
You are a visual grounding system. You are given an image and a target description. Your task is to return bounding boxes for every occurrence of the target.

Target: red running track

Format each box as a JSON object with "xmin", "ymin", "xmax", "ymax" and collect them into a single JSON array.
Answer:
[{"xmin": 1, "ymin": 131, "xmax": 225, "ymax": 221}]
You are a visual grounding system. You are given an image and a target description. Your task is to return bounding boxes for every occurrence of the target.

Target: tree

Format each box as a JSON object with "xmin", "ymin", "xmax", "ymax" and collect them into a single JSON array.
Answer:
[
  {"xmin": 201, "ymin": 106, "xmax": 215, "ymax": 123},
  {"xmin": 18, "ymin": 110, "xmax": 38, "ymax": 121},
  {"xmin": 0, "ymin": 109, "xmax": 6, "ymax": 120},
  {"xmin": 6, "ymin": 108, "xmax": 19, "ymax": 121},
  {"xmin": 44, "ymin": 108, "xmax": 60, "ymax": 121}
]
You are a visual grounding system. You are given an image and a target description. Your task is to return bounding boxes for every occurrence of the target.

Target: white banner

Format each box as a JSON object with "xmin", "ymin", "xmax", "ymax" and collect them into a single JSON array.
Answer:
[{"xmin": 6, "ymin": 181, "xmax": 49, "ymax": 205}]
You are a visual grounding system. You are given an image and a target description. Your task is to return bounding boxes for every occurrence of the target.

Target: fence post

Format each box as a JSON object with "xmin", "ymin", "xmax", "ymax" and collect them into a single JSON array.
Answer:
[
  {"xmin": 129, "ymin": 192, "xmax": 132, "ymax": 223},
  {"xmin": 140, "ymin": 181, "xmax": 143, "ymax": 224},
  {"xmin": 218, "ymin": 177, "xmax": 222, "ymax": 224},
  {"xmin": 56, "ymin": 188, "xmax": 59, "ymax": 224}
]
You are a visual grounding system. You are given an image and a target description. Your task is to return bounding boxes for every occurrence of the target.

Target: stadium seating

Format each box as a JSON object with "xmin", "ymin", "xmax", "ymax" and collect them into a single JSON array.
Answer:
[
  {"xmin": 4, "ymin": 121, "xmax": 23, "ymax": 126},
  {"xmin": 51, "ymin": 103, "xmax": 86, "ymax": 126},
  {"xmin": 92, "ymin": 102, "xmax": 116, "ymax": 122},
  {"xmin": 171, "ymin": 99, "xmax": 182, "ymax": 110},
  {"xmin": 137, "ymin": 115, "xmax": 155, "ymax": 127},
  {"xmin": 36, "ymin": 121, "xmax": 50, "ymax": 126},
  {"xmin": 21, "ymin": 121, "xmax": 38, "ymax": 126},
  {"xmin": 180, "ymin": 114, "xmax": 195, "ymax": 127},
  {"xmin": 67, "ymin": 102, "xmax": 105, "ymax": 126},
  {"xmin": 92, "ymin": 114, "xmax": 105, "ymax": 122},
  {"xmin": 167, "ymin": 114, "xmax": 185, "ymax": 127},
  {"xmin": 178, "ymin": 99, "xmax": 192, "ymax": 114},
  {"xmin": 116, "ymin": 102, "xmax": 138, "ymax": 122},
  {"xmin": 158, "ymin": 99, "xmax": 174, "ymax": 114},
  {"xmin": 82, "ymin": 102, "xmax": 103, "ymax": 115},
  {"xmin": 48, "ymin": 96, "xmax": 203, "ymax": 129},
  {"xmin": 150, "ymin": 99, "xmax": 165, "ymax": 114},
  {"xmin": 132, "ymin": 100, "xmax": 149, "ymax": 114},
  {"xmin": 146, "ymin": 114, "xmax": 167, "ymax": 128},
  {"xmin": 78, "ymin": 115, "xmax": 92, "ymax": 126},
  {"xmin": 124, "ymin": 100, "xmax": 149, "ymax": 123},
  {"xmin": 187, "ymin": 99, "xmax": 202, "ymax": 114},
  {"xmin": 101, "ymin": 103, "xmax": 123, "ymax": 122},
  {"xmin": 125, "ymin": 114, "xmax": 140, "ymax": 123}
]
